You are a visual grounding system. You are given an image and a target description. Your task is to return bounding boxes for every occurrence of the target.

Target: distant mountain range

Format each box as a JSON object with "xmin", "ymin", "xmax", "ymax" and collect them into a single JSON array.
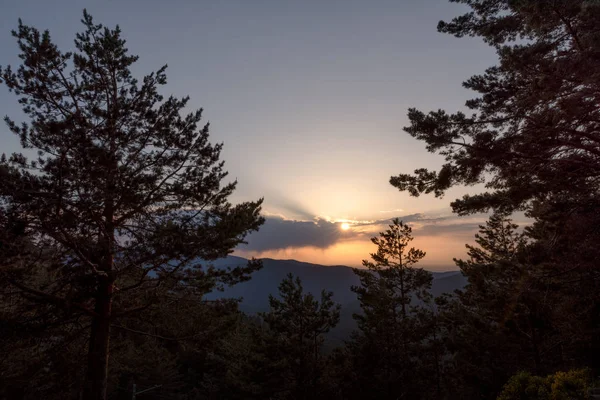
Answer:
[{"xmin": 206, "ymin": 256, "xmax": 468, "ymax": 341}]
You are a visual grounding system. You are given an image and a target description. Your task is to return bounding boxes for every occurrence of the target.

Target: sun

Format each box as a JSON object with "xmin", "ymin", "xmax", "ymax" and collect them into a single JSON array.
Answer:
[{"xmin": 340, "ymin": 222, "xmax": 351, "ymax": 231}]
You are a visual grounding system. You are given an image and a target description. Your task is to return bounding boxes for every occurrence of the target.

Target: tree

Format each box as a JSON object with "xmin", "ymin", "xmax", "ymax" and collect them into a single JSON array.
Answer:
[
  {"xmin": 390, "ymin": 0, "xmax": 600, "ymax": 216},
  {"xmin": 438, "ymin": 213, "xmax": 567, "ymax": 399},
  {"xmin": 107, "ymin": 286, "xmax": 244, "ymax": 400},
  {"xmin": 388, "ymin": 1, "xmax": 600, "ymax": 390},
  {"xmin": 260, "ymin": 273, "xmax": 341, "ymax": 400},
  {"xmin": 193, "ymin": 314, "xmax": 273, "ymax": 400},
  {"xmin": 0, "ymin": 11, "xmax": 264, "ymax": 399},
  {"xmin": 497, "ymin": 369, "xmax": 592, "ymax": 400},
  {"xmin": 349, "ymin": 218, "xmax": 434, "ymax": 400}
]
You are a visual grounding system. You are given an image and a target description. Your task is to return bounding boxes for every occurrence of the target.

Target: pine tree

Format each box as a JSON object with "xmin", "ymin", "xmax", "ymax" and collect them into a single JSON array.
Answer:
[
  {"xmin": 390, "ymin": 0, "xmax": 600, "ymax": 216},
  {"xmin": 387, "ymin": 1, "xmax": 600, "ymax": 390},
  {"xmin": 441, "ymin": 214, "xmax": 561, "ymax": 398},
  {"xmin": 350, "ymin": 218, "xmax": 433, "ymax": 400},
  {"xmin": 0, "ymin": 12, "xmax": 264, "ymax": 399},
  {"xmin": 260, "ymin": 273, "xmax": 341, "ymax": 400}
]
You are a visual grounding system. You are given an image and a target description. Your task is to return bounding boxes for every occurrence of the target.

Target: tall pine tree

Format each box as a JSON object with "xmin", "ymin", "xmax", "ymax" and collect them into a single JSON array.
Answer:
[
  {"xmin": 390, "ymin": 0, "xmax": 600, "ymax": 216},
  {"xmin": 0, "ymin": 12, "xmax": 263, "ymax": 399},
  {"xmin": 350, "ymin": 219, "xmax": 433, "ymax": 400},
  {"xmin": 439, "ymin": 214, "xmax": 563, "ymax": 399},
  {"xmin": 260, "ymin": 273, "xmax": 341, "ymax": 400},
  {"xmin": 389, "ymin": 0, "xmax": 600, "ymax": 387}
]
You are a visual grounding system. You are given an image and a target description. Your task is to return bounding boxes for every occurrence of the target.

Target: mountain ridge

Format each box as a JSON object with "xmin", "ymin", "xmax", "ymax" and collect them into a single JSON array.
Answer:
[{"xmin": 205, "ymin": 256, "xmax": 467, "ymax": 341}]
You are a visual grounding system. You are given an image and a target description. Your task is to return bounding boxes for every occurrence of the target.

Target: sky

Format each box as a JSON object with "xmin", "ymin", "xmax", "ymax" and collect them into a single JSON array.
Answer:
[{"xmin": 0, "ymin": 0, "xmax": 515, "ymax": 269}]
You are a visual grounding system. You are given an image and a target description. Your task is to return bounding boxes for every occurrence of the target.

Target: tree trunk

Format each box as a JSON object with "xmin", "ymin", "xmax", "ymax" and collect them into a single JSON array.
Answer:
[
  {"xmin": 83, "ymin": 147, "xmax": 116, "ymax": 400},
  {"xmin": 531, "ymin": 326, "xmax": 542, "ymax": 375},
  {"xmin": 313, "ymin": 333, "xmax": 318, "ymax": 399},
  {"xmin": 529, "ymin": 313, "xmax": 542, "ymax": 375},
  {"xmin": 433, "ymin": 320, "xmax": 442, "ymax": 400},
  {"xmin": 82, "ymin": 280, "xmax": 113, "ymax": 400}
]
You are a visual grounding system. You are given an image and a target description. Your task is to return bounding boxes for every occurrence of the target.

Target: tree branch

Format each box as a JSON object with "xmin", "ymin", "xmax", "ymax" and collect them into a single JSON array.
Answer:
[{"xmin": 6, "ymin": 278, "xmax": 98, "ymax": 318}]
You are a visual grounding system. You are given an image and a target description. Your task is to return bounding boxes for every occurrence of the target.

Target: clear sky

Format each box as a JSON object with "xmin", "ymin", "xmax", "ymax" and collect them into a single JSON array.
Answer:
[{"xmin": 0, "ymin": 0, "xmax": 511, "ymax": 269}]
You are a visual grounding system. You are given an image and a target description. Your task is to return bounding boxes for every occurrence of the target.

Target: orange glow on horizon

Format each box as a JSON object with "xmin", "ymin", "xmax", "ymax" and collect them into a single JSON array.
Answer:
[{"xmin": 235, "ymin": 234, "xmax": 470, "ymax": 271}]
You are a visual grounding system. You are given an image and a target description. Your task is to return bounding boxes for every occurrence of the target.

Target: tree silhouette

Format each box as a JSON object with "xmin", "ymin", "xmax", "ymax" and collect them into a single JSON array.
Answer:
[
  {"xmin": 437, "ymin": 213, "xmax": 563, "ymax": 398},
  {"xmin": 0, "ymin": 11, "xmax": 263, "ymax": 400},
  {"xmin": 350, "ymin": 218, "xmax": 433, "ymax": 400},
  {"xmin": 389, "ymin": 2, "xmax": 600, "ymax": 392},
  {"xmin": 260, "ymin": 273, "xmax": 341, "ymax": 399},
  {"xmin": 390, "ymin": 1, "xmax": 600, "ymax": 216}
]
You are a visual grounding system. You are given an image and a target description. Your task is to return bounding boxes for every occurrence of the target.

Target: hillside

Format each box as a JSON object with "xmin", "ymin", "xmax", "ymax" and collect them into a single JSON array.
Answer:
[{"xmin": 207, "ymin": 256, "xmax": 468, "ymax": 340}]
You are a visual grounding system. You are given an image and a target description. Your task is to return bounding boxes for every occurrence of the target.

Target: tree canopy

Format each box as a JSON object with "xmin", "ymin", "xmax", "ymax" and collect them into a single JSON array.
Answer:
[
  {"xmin": 0, "ymin": 10, "xmax": 263, "ymax": 400},
  {"xmin": 390, "ymin": 0, "xmax": 600, "ymax": 216}
]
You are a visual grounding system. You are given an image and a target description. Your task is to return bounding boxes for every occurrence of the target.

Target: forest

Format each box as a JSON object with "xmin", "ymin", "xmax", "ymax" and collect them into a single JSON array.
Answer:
[{"xmin": 1, "ymin": 1, "xmax": 599, "ymax": 399}]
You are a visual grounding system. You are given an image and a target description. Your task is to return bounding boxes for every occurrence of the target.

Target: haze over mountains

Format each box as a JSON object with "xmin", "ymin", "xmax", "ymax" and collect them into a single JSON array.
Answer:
[{"xmin": 208, "ymin": 256, "xmax": 468, "ymax": 340}]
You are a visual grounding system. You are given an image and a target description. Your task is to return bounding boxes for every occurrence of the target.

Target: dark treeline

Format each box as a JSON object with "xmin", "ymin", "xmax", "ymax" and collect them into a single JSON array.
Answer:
[{"xmin": 1, "ymin": 1, "xmax": 600, "ymax": 399}]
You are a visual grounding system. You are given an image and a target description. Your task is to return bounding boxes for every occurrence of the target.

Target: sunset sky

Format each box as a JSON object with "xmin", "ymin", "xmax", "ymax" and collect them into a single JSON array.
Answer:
[{"xmin": 0, "ymin": 0, "xmax": 523, "ymax": 269}]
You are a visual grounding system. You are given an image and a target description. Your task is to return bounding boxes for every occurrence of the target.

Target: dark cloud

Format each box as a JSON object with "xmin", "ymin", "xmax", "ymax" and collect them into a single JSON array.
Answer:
[
  {"xmin": 241, "ymin": 216, "xmax": 359, "ymax": 252},
  {"xmin": 240, "ymin": 212, "xmax": 485, "ymax": 252}
]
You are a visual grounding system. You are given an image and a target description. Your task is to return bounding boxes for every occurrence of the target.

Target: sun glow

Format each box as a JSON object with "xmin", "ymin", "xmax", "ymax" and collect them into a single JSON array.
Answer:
[{"xmin": 340, "ymin": 222, "xmax": 351, "ymax": 230}]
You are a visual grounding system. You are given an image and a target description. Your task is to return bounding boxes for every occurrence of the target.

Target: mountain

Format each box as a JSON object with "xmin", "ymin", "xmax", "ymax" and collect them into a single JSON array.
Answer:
[{"xmin": 206, "ymin": 256, "xmax": 467, "ymax": 341}]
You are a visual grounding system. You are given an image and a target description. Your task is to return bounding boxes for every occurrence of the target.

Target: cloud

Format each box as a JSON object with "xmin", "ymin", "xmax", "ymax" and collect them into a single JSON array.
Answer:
[
  {"xmin": 415, "ymin": 222, "xmax": 482, "ymax": 237},
  {"xmin": 241, "ymin": 216, "xmax": 360, "ymax": 252},
  {"xmin": 240, "ymin": 211, "xmax": 495, "ymax": 253},
  {"xmin": 354, "ymin": 213, "xmax": 448, "ymax": 227},
  {"xmin": 379, "ymin": 208, "xmax": 404, "ymax": 214},
  {"xmin": 385, "ymin": 213, "xmax": 485, "ymax": 238}
]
